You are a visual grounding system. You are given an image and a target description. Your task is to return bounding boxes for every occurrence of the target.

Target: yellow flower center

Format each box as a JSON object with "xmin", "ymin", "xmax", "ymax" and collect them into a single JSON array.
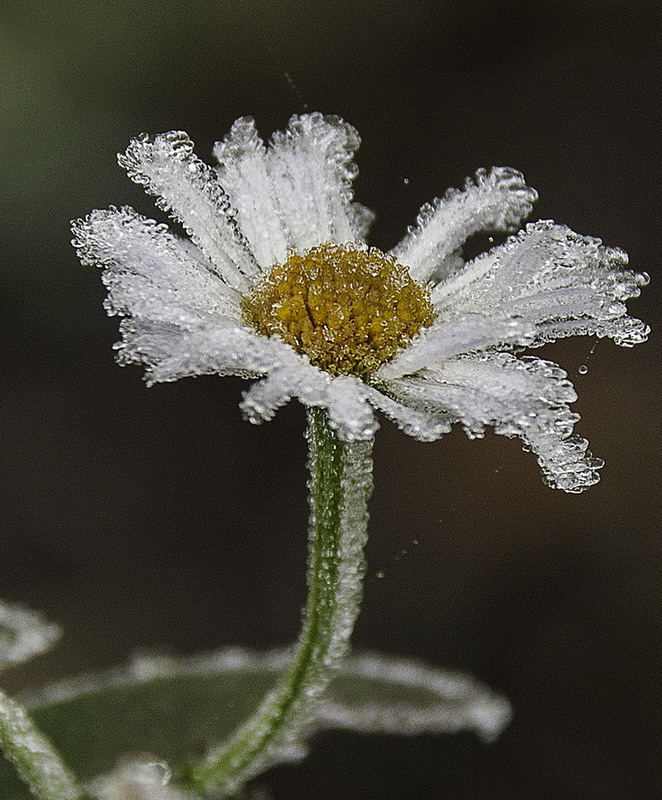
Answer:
[{"xmin": 242, "ymin": 243, "xmax": 435, "ymax": 377}]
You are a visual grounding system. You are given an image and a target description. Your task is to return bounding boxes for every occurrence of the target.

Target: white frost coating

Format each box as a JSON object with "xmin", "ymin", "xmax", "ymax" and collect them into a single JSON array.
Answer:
[
  {"xmin": 386, "ymin": 353, "xmax": 602, "ymax": 492},
  {"xmin": 89, "ymin": 759, "xmax": 192, "ymax": 800},
  {"xmin": 392, "ymin": 167, "xmax": 538, "ymax": 282},
  {"xmin": 362, "ymin": 385, "xmax": 452, "ymax": 441},
  {"xmin": 377, "ymin": 312, "xmax": 536, "ymax": 379},
  {"xmin": 118, "ymin": 131, "xmax": 258, "ymax": 290},
  {"xmin": 266, "ymin": 113, "xmax": 365, "ymax": 251},
  {"xmin": 214, "ymin": 117, "xmax": 290, "ymax": 270},
  {"xmin": 72, "ymin": 207, "xmax": 242, "ymax": 327},
  {"xmin": 75, "ymin": 114, "xmax": 649, "ymax": 492},
  {"xmin": 0, "ymin": 600, "xmax": 61, "ymax": 671},
  {"xmin": 431, "ymin": 221, "xmax": 649, "ymax": 348}
]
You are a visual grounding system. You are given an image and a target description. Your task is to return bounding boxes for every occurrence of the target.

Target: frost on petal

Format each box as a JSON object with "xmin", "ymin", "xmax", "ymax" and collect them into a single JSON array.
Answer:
[
  {"xmin": 432, "ymin": 221, "xmax": 650, "ymax": 348},
  {"xmin": 363, "ymin": 385, "xmax": 452, "ymax": 441},
  {"xmin": 376, "ymin": 313, "xmax": 536, "ymax": 380},
  {"xmin": 118, "ymin": 131, "xmax": 258, "ymax": 289},
  {"xmin": 386, "ymin": 352, "xmax": 602, "ymax": 492},
  {"xmin": 267, "ymin": 113, "xmax": 367, "ymax": 251},
  {"xmin": 241, "ymin": 371, "xmax": 378, "ymax": 442},
  {"xmin": 214, "ymin": 116, "xmax": 290, "ymax": 270},
  {"xmin": 240, "ymin": 362, "xmax": 332, "ymax": 424},
  {"xmin": 118, "ymin": 324, "xmax": 297, "ymax": 386},
  {"xmin": 72, "ymin": 207, "xmax": 242, "ymax": 329},
  {"xmin": 324, "ymin": 375, "xmax": 378, "ymax": 441},
  {"xmin": 392, "ymin": 167, "xmax": 538, "ymax": 282}
]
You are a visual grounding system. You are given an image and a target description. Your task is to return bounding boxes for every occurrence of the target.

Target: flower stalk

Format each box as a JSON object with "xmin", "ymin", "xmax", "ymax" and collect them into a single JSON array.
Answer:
[
  {"xmin": 0, "ymin": 687, "xmax": 86, "ymax": 800},
  {"xmin": 191, "ymin": 408, "xmax": 373, "ymax": 797}
]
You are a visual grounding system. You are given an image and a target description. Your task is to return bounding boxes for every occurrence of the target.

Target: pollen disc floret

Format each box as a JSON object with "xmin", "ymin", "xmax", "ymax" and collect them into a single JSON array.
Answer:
[{"xmin": 242, "ymin": 243, "xmax": 436, "ymax": 377}]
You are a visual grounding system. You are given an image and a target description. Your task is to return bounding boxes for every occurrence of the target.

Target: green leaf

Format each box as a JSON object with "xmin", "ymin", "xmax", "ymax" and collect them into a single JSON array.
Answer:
[{"xmin": 0, "ymin": 648, "xmax": 510, "ymax": 798}]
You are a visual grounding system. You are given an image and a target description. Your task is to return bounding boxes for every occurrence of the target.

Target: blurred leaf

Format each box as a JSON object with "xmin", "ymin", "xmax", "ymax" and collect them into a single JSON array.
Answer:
[{"xmin": 0, "ymin": 647, "xmax": 510, "ymax": 797}]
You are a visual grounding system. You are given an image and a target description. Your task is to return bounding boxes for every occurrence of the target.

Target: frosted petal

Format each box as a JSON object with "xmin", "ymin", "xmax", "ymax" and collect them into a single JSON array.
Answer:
[
  {"xmin": 241, "ymin": 371, "xmax": 378, "ymax": 441},
  {"xmin": 324, "ymin": 376, "xmax": 378, "ymax": 441},
  {"xmin": 432, "ymin": 221, "xmax": 649, "ymax": 348},
  {"xmin": 376, "ymin": 313, "xmax": 536, "ymax": 380},
  {"xmin": 267, "ymin": 113, "xmax": 364, "ymax": 251},
  {"xmin": 387, "ymin": 352, "xmax": 600, "ymax": 492},
  {"xmin": 119, "ymin": 324, "xmax": 297, "ymax": 385},
  {"xmin": 240, "ymin": 362, "xmax": 332, "ymax": 424},
  {"xmin": 214, "ymin": 116, "xmax": 289, "ymax": 269},
  {"xmin": 363, "ymin": 385, "xmax": 452, "ymax": 441},
  {"xmin": 118, "ymin": 131, "xmax": 258, "ymax": 289},
  {"xmin": 72, "ymin": 207, "xmax": 242, "ymax": 328},
  {"xmin": 0, "ymin": 601, "xmax": 61, "ymax": 671},
  {"xmin": 392, "ymin": 167, "xmax": 538, "ymax": 282}
]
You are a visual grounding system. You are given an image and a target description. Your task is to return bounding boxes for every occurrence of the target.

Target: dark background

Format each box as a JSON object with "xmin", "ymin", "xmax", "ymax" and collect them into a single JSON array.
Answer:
[{"xmin": 2, "ymin": 1, "xmax": 660, "ymax": 798}]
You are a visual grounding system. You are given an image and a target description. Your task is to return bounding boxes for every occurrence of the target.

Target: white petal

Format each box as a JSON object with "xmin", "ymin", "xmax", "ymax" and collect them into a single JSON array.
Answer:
[
  {"xmin": 392, "ymin": 167, "xmax": 538, "ymax": 282},
  {"xmin": 241, "ymin": 369, "xmax": 377, "ymax": 441},
  {"xmin": 376, "ymin": 313, "xmax": 535, "ymax": 380},
  {"xmin": 214, "ymin": 117, "xmax": 290, "ymax": 269},
  {"xmin": 72, "ymin": 207, "xmax": 242, "ymax": 327},
  {"xmin": 385, "ymin": 352, "xmax": 601, "ymax": 492},
  {"xmin": 267, "ymin": 113, "xmax": 366, "ymax": 251},
  {"xmin": 240, "ymin": 362, "xmax": 331, "ymax": 423},
  {"xmin": 117, "ymin": 324, "xmax": 293, "ymax": 385},
  {"xmin": 324, "ymin": 376, "xmax": 378, "ymax": 441},
  {"xmin": 432, "ymin": 220, "xmax": 649, "ymax": 347},
  {"xmin": 118, "ymin": 131, "xmax": 258, "ymax": 289},
  {"xmin": 363, "ymin": 385, "xmax": 451, "ymax": 441}
]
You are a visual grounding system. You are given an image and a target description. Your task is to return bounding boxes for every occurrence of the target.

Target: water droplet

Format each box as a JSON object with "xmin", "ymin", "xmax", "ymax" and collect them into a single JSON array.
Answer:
[
  {"xmin": 403, "ymin": 177, "xmax": 410, "ymax": 185},
  {"xmin": 578, "ymin": 364, "xmax": 588, "ymax": 375}
]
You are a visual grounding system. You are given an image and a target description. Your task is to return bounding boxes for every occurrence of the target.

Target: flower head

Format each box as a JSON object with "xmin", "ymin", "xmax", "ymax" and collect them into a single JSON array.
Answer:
[{"xmin": 72, "ymin": 114, "xmax": 649, "ymax": 492}]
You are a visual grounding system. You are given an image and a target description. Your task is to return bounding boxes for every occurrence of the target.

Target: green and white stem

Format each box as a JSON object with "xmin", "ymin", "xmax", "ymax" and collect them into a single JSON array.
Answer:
[
  {"xmin": 191, "ymin": 408, "xmax": 374, "ymax": 798},
  {"xmin": 0, "ymin": 687, "xmax": 86, "ymax": 800}
]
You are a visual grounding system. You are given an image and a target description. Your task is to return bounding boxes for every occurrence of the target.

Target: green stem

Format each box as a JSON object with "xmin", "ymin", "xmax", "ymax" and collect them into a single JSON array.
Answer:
[
  {"xmin": 191, "ymin": 407, "xmax": 374, "ymax": 797},
  {"xmin": 0, "ymin": 687, "xmax": 87, "ymax": 800}
]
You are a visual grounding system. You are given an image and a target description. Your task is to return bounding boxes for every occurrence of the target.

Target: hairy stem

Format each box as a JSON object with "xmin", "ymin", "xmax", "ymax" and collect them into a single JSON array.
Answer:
[
  {"xmin": 191, "ymin": 408, "xmax": 374, "ymax": 797},
  {"xmin": 0, "ymin": 687, "xmax": 86, "ymax": 800}
]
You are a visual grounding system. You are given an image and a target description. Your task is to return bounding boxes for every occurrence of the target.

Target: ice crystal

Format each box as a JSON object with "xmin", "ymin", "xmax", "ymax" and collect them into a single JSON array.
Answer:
[{"xmin": 72, "ymin": 114, "xmax": 649, "ymax": 492}]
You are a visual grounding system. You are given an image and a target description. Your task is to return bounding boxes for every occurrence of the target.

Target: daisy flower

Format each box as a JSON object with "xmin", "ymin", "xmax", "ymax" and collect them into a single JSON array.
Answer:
[{"xmin": 72, "ymin": 113, "xmax": 649, "ymax": 493}]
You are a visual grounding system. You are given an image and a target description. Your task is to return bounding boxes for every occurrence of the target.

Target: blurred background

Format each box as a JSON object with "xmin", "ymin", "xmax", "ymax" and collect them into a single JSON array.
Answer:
[{"xmin": 1, "ymin": 1, "xmax": 660, "ymax": 798}]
